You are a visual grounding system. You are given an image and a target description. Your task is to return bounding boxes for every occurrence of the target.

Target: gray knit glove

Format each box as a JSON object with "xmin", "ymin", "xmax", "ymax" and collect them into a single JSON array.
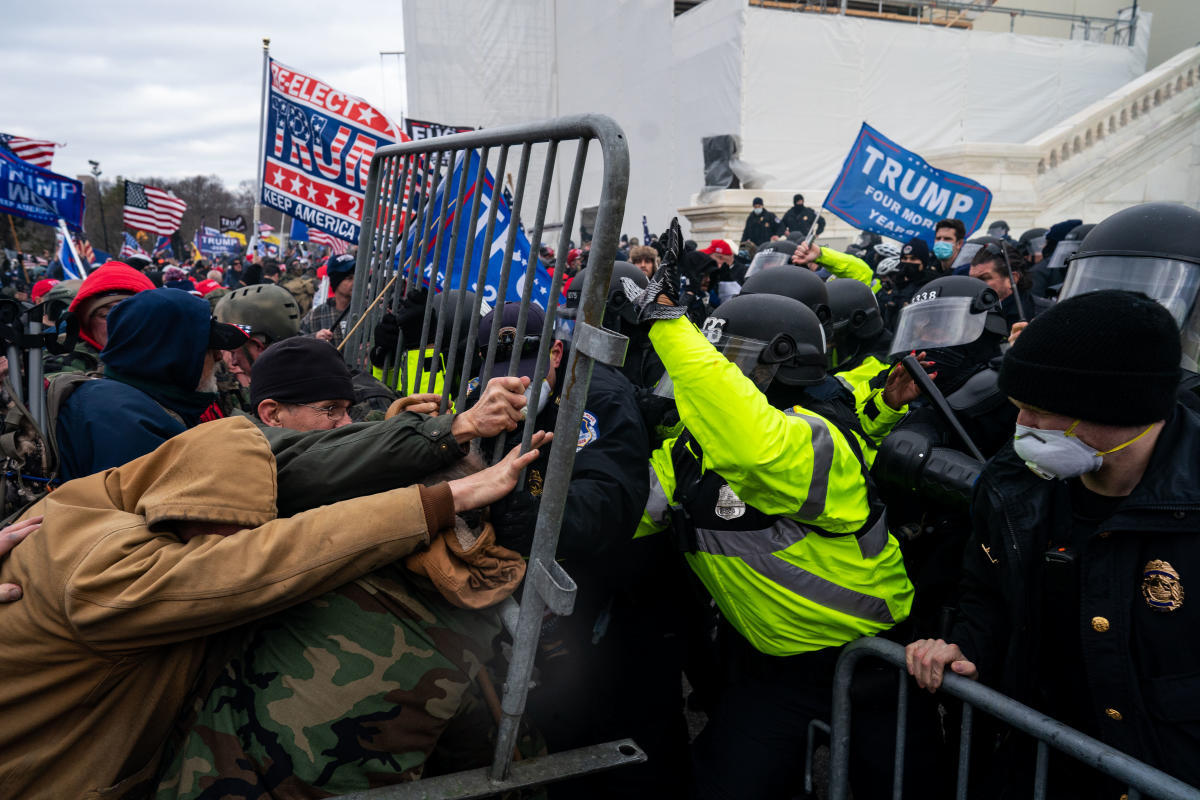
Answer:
[{"xmin": 622, "ymin": 217, "xmax": 687, "ymax": 322}]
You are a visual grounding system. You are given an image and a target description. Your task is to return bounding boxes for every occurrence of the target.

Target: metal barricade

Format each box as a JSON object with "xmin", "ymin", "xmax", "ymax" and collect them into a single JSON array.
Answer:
[
  {"xmin": 339, "ymin": 114, "xmax": 646, "ymax": 796},
  {"xmin": 828, "ymin": 637, "xmax": 1200, "ymax": 800}
]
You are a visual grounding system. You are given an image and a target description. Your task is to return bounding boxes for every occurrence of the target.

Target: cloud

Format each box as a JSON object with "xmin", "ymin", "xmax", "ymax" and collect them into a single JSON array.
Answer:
[{"xmin": 1, "ymin": 1, "xmax": 405, "ymax": 187}]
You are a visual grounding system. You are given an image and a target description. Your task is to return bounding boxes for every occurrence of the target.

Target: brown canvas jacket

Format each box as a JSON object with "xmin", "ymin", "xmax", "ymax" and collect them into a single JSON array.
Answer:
[{"xmin": 0, "ymin": 415, "xmax": 452, "ymax": 799}]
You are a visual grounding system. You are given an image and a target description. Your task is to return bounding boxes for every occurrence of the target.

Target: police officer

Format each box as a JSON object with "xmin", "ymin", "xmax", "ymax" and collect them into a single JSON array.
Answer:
[
  {"xmin": 628, "ymin": 221, "xmax": 913, "ymax": 799},
  {"xmin": 908, "ymin": 290, "xmax": 1200, "ymax": 795},
  {"xmin": 740, "ymin": 197, "xmax": 778, "ymax": 247},
  {"xmin": 475, "ymin": 301, "xmax": 654, "ymax": 798},
  {"xmin": 1057, "ymin": 202, "xmax": 1200, "ymax": 406}
]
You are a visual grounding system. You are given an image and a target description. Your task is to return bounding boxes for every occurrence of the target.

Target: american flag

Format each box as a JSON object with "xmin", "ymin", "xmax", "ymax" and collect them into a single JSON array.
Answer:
[
  {"xmin": 309, "ymin": 229, "xmax": 350, "ymax": 255},
  {"xmin": 119, "ymin": 232, "xmax": 149, "ymax": 260},
  {"xmin": 124, "ymin": 180, "xmax": 187, "ymax": 236},
  {"xmin": 0, "ymin": 133, "xmax": 61, "ymax": 169}
]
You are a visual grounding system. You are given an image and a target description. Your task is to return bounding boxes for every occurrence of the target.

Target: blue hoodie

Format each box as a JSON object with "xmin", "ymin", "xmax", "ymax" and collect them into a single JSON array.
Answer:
[{"xmin": 56, "ymin": 289, "xmax": 218, "ymax": 481}]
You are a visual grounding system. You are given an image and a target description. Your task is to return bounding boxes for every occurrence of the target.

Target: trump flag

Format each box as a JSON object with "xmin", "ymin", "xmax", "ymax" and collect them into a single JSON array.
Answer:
[{"xmin": 260, "ymin": 58, "xmax": 407, "ymax": 246}]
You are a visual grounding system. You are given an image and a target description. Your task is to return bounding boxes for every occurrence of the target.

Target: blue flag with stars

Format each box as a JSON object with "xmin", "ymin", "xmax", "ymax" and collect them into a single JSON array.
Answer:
[{"xmin": 405, "ymin": 150, "xmax": 553, "ymax": 312}]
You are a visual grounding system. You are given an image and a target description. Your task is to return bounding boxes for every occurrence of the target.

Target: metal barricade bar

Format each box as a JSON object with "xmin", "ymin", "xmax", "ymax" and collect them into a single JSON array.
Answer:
[
  {"xmin": 828, "ymin": 637, "xmax": 1200, "ymax": 800},
  {"xmin": 342, "ymin": 114, "xmax": 632, "ymax": 793}
]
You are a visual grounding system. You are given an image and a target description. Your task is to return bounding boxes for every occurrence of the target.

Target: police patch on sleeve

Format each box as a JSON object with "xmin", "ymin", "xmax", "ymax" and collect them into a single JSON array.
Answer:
[{"xmin": 577, "ymin": 411, "xmax": 599, "ymax": 451}]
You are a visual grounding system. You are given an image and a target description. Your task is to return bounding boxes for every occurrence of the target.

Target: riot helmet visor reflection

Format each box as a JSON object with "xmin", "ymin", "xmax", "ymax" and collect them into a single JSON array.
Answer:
[{"xmin": 889, "ymin": 296, "xmax": 988, "ymax": 359}]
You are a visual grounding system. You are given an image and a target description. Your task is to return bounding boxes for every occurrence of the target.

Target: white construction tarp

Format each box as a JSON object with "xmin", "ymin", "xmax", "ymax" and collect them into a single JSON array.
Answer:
[
  {"xmin": 402, "ymin": 0, "xmax": 1147, "ymax": 240},
  {"xmin": 741, "ymin": 8, "xmax": 1148, "ymax": 190}
]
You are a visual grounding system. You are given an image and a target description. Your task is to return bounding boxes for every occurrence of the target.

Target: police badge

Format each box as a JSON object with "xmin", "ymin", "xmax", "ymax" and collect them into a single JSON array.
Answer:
[
  {"xmin": 1142, "ymin": 559, "xmax": 1184, "ymax": 612},
  {"xmin": 715, "ymin": 483, "xmax": 746, "ymax": 520}
]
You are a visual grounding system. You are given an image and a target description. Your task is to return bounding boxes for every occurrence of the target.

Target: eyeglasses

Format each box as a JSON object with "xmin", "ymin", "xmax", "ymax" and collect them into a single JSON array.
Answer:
[{"xmin": 292, "ymin": 402, "xmax": 349, "ymax": 421}]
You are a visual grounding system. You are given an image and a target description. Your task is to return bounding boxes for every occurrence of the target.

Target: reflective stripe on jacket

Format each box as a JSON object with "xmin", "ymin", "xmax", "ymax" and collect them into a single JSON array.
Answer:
[{"xmin": 637, "ymin": 317, "xmax": 913, "ymax": 655}]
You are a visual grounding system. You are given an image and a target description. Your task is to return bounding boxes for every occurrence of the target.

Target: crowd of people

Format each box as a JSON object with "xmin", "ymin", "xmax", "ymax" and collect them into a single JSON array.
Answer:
[{"xmin": 0, "ymin": 198, "xmax": 1197, "ymax": 800}]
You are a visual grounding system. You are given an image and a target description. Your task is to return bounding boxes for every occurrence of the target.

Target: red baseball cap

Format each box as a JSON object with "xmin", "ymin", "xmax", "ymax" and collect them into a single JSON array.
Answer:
[
  {"xmin": 32, "ymin": 279, "xmax": 59, "ymax": 303},
  {"xmin": 195, "ymin": 279, "xmax": 222, "ymax": 296},
  {"xmin": 701, "ymin": 239, "xmax": 733, "ymax": 256}
]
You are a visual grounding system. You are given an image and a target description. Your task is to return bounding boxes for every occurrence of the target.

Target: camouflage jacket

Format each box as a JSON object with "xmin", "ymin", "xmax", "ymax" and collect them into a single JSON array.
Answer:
[{"xmin": 154, "ymin": 568, "xmax": 502, "ymax": 798}]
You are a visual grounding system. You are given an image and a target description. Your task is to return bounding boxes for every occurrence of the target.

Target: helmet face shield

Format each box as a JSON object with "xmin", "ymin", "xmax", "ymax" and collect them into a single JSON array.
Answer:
[
  {"xmin": 1041, "ymin": 240, "xmax": 1082, "ymax": 290},
  {"xmin": 889, "ymin": 296, "xmax": 987, "ymax": 359},
  {"xmin": 1060, "ymin": 254, "xmax": 1200, "ymax": 372},
  {"xmin": 949, "ymin": 242, "xmax": 982, "ymax": 272},
  {"xmin": 744, "ymin": 250, "xmax": 791, "ymax": 279},
  {"xmin": 654, "ymin": 333, "xmax": 784, "ymax": 399}
]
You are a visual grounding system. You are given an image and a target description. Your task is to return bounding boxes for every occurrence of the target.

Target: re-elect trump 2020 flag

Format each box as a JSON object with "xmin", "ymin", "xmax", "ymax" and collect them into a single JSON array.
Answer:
[
  {"xmin": 406, "ymin": 150, "xmax": 553, "ymax": 312},
  {"xmin": 823, "ymin": 123, "xmax": 992, "ymax": 244},
  {"xmin": 261, "ymin": 58, "xmax": 406, "ymax": 246},
  {"xmin": 0, "ymin": 147, "xmax": 84, "ymax": 230}
]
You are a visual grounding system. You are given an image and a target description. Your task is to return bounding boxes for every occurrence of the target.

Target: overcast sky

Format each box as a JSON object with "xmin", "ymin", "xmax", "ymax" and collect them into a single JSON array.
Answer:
[{"xmin": 3, "ymin": 1, "xmax": 407, "ymax": 188}]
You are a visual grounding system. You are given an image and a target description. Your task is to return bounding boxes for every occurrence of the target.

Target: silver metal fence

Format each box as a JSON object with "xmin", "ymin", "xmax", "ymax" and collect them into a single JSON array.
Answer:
[
  {"xmin": 828, "ymin": 637, "xmax": 1200, "ymax": 800},
  {"xmin": 339, "ymin": 114, "xmax": 646, "ymax": 795}
]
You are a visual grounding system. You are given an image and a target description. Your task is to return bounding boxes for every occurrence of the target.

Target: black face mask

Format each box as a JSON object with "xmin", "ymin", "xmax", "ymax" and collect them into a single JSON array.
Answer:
[{"xmin": 924, "ymin": 337, "xmax": 1001, "ymax": 395}]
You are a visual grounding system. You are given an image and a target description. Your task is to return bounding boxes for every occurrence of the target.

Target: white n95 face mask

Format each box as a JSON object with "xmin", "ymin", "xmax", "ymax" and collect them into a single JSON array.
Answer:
[{"xmin": 1012, "ymin": 420, "xmax": 1152, "ymax": 481}]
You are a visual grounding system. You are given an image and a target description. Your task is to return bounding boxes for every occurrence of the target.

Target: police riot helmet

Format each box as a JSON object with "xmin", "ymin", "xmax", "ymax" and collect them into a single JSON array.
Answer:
[
  {"xmin": 744, "ymin": 239, "xmax": 797, "ymax": 279},
  {"xmin": 429, "ymin": 289, "xmax": 477, "ymax": 350},
  {"xmin": 1060, "ymin": 202, "xmax": 1200, "ymax": 372},
  {"xmin": 949, "ymin": 236, "xmax": 1001, "ymax": 273},
  {"xmin": 826, "ymin": 278, "xmax": 884, "ymax": 367},
  {"xmin": 739, "ymin": 264, "xmax": 832, "ymax": 328},
  {"xmin": 214, "ymin": 283, "xmax": 301, "ymax": 343},
  {"xmin": 888, "ymin": 275, "xmax": 1005, "ymax": 361},
  {"xmin": 698, "ymin": 293, "xmax": 827, "ymax": 388},
  {"xmin": 557, "ymin": 261, "xmax": 646, "ymax": 341},
  {"xmin": 1039, "ymin": 223, "xmax": 1094, "ymax": 287},
  {"xmin": 1018, "ymin": 227, "xmax": 1048, "ymax": 263}
]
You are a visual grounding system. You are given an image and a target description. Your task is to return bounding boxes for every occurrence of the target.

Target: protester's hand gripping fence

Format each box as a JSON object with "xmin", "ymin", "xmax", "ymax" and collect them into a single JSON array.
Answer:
[
  {"xmin": 339, "ymin": 115, "xmax": 648, "ymax": 795},
  {"xmin": 828, "ymin": 637, "xmax": 1199, "ymax": 800}
]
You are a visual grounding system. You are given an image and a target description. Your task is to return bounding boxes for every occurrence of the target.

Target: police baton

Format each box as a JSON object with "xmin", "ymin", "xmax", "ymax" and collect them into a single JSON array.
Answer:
[
  {"xmin": 900, "ymin": 353, "xmax": 986, "ymax": 462},
  {"xmin": 997, "ymin": 242, "xmax": 1027, "ymax": 322}
]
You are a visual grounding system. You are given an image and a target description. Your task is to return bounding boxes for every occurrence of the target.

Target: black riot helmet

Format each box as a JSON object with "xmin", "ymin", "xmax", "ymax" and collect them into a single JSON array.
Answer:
[
  {"xmin": 744, "ymin": 239, "xmax": 797, "ymax": 279},
  {"xmin": 1018, "ymin": 227, "xmax": 1048, "ymax": 264},
  {"xmin": 1039, "ymin": 223, "xmax": 1094, "ymax": 293},
  {"xmin": 739, "ymin": 264, "xmax": 832, "ymax": 329},
  {"xmin": 698, "ymin": 293, "xmax": 828, "ymax": 388},
  {"xmin": 826, "ymin": 278, "xmax": 884, "ymax": 369},
  {"xmin": 889, "ymin": 275, "xmax": 1006, "ymax": 393},
  {"xmin": 1060, "ymin": 202, "xmax": 1200, "ymax": 372},
  {"xmin": 428, "ymin": 289, "xmax": 477, "ymax": 354},
  {"xmin": 949, "ymin": 235, "xmax": 1001, "ymax": 273},
  {"xmin": 557, "ymin": 261, "xmax": 647, "ymax": 341}
]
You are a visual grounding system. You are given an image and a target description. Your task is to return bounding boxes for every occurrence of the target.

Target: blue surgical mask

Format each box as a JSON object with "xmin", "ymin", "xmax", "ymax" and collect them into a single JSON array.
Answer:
[
  {"xmin": 932, "ymin": 241, "xmax": 955, "ymax": 260},
  {"xmin": 753, "ymin": 207, "xmax": 763, "ymax": 215}
]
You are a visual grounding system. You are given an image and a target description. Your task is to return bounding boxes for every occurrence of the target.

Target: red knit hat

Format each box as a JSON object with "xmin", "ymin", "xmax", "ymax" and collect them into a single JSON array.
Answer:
[{"xmin": 68, "ymin": 262, "xmax": 156, "ymax": 315}]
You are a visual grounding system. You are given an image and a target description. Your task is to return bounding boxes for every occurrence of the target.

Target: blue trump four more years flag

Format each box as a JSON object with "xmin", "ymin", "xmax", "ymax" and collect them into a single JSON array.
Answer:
[
  {"xmin": 403, "ymin": 150, "xmax": 554, "ymax": 313},
  {"xmin": 0, "ymin": 147, "xmax": 84, "ymax": 231},
  {"xmin": 823, "ymin": 123, "xmax": 992, "ymax": 245}
]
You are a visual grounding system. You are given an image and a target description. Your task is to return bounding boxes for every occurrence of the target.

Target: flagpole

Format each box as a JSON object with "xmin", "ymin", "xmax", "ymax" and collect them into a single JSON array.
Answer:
[
  {"xmin": 252, "ymin": 37, "xmax": 271, "ymax": 259},
  {"xmin": 57, "ymin": 218, "xmax": 89, "ymax": 278}
]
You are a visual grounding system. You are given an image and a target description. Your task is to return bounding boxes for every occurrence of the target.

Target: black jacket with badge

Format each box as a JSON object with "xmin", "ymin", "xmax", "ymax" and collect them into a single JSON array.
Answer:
[
  {"xmin": 777, "ymin": 205, "xmax": 824, "ymax": 239},
  {"xmin": 741, "ymin": 210, "xmax": 779, "ymax": 247},
  {"xmin": 952, "ymin": 403, "xmax": 1200, "ymax": 787},
  {"xmin": 488, "ymin": 362, "xmax": 651, "ymax": 566}
]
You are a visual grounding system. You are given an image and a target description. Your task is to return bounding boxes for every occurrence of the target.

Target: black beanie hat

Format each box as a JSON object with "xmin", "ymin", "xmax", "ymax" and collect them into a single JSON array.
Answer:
[
  {"xmin": 999, "ymin": 290, "xmax": 1180, "ymax": 425},
  {"xmin": 250, "ymin": 337, "xmax": 355, "ymax": 413}
]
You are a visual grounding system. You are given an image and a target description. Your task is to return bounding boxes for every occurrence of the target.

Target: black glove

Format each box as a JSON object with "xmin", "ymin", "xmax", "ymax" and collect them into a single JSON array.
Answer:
[
  {"xmin": 395, "ymin": 287, "xmax": 429, "ymax": 342},
  {"xmin": 370, "ymin": 312, "xmax": 401, "ymax": 368},
  {"xmin": 622, "ymin": 218, "xmax": 688, "ymax": 323}
]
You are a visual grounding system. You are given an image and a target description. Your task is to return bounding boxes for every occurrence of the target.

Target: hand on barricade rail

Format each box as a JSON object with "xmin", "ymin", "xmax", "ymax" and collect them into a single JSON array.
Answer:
[
  {"xmin": 449, "ymin": 432, "xmax": 552, "ymax": 512},
  {"xmin": 905, "ymin": 637, "xmax": 978, "ymax": 692},
  {"xmin": 451, "ymin": 377, "xmax": 530, "ymax": 442},
  {"xmin": 386, "ymin": 393, "xmax": 443, "ymax": 419}
]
